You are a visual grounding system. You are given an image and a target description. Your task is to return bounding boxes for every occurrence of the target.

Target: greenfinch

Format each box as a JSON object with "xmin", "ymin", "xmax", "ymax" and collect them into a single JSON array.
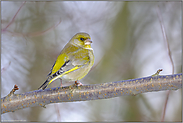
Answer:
[{"xmin": 38, "ymin": 32, "xmax": 94, "ymax": 90}]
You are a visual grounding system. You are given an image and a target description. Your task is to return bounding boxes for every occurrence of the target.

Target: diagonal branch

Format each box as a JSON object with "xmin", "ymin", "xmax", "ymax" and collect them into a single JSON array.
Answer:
[{"xmin": 1, "ymin": 73, "xmax": 182, "ymax": 114}]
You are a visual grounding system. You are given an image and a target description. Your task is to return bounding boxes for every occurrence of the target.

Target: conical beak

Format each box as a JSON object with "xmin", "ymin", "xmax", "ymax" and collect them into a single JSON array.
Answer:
[{"xmin": 84, "ymin": 39, "xmax": 92, "ymax": 45}]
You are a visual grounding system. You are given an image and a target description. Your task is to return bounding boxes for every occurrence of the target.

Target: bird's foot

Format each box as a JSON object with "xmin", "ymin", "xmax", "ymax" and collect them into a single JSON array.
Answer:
[{"xmin": 75, "ymin": 81, "xmax": 83, "ymax": 86}]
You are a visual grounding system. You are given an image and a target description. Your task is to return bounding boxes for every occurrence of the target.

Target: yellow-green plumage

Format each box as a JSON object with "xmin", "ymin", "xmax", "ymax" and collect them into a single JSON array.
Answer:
[{"xmin": 38, "ymin": 33, "xmax": 94, "ymax": 90}]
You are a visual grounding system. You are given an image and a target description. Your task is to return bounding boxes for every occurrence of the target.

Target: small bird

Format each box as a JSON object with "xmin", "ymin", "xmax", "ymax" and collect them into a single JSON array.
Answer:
[{"xmin": 38, "ymin": 32, "xmax": 94, "ymax": 90}]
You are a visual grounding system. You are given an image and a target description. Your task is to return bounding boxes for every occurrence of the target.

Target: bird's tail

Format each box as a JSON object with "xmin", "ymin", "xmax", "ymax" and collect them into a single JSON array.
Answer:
[
  {"xmin": 38, "ymin": 79, "xmax": 50, "ymax": 90},
  {"xmin": 38, "ymin": 70, "xmax": 64, "ymax": 90}
]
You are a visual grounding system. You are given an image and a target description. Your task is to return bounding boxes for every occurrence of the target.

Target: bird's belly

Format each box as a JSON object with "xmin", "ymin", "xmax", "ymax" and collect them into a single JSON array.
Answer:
[{"xmin": 61, "ymin": 65, "xmax": 92, "ymax": 81}]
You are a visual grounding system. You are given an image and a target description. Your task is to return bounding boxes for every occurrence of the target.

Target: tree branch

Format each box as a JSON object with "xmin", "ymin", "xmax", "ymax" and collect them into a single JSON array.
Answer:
[{"xmin": 1, "ymin": 73, "xmax": 182, "ymax": 114}]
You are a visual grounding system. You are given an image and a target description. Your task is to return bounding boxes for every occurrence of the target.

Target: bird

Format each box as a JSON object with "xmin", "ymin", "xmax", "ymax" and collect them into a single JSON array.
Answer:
[{"xmin": 38, "ymin": 32, "xmax": 94, "ymax": 90}]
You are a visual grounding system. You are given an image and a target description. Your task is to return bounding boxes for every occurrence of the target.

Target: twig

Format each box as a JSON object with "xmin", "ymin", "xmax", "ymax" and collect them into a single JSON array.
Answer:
[{"xmin": 7, "ymin": 85, "xmax": 19, "ymax": 97}]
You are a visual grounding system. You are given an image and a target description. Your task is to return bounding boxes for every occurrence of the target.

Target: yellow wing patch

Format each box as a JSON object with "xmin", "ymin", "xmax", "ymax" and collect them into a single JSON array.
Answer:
[{"xmin": 50, "ymin": 53, "xmax": 69, "ymax": 75}]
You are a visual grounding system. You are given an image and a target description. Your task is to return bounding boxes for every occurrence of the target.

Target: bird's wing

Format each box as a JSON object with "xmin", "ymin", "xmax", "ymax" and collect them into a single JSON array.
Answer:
[
  {"xmin": 48, "ymin": 53, "xmax": 69, "ymax": 76},
  {"xmin": 61, "ymin": 48, "xmax": 90, "ymax": 73},
  {"xmin": 48, "ymin": 48, "xmax": 90, "ymax": 76}
]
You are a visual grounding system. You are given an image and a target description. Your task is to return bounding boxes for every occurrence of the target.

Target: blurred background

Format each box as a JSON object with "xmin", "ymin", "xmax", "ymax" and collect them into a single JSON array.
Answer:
[{"xmin": 1, "ymin": 1, "xmax": 182, "ymax": 122}]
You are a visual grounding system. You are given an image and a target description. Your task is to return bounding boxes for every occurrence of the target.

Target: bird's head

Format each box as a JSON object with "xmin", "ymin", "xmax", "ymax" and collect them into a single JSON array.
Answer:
[{"xmin": 70, "ymin": 32, "xmax": 93, "ymax": 50}]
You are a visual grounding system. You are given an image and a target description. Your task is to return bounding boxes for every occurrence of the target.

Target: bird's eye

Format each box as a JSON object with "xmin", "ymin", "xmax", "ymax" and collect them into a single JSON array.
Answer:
[{"xmin": 80, "ymin": 38, "xmax": 84, "ymax": 41}]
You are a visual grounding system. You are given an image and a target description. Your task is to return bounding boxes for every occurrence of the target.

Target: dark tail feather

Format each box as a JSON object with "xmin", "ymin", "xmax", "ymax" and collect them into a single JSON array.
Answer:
[{"xmin": 38, "ymin": 79, "xmax": 49, "ymax": 90}]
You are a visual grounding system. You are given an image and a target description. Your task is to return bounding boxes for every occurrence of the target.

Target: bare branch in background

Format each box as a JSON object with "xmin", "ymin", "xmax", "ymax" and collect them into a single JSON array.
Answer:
[
  {"xmin": 2, "ymin": 2, "xmax": 26, "ymax": 32},
  {"xmin": 156, "ymin": 5, "xmax": 175, "ymax": 121}
]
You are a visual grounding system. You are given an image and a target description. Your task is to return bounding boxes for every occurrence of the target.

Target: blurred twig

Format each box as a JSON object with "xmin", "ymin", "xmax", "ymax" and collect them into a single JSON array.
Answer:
[
  {"xmin": 156, "ymin": 5, "xmax": 175, "ymax": 122},
  {"xmin": 1, "ymin": 61, "xmax": 11, "ymax": 74},
  {"xmin": 54, "ymin": 104, "xmax": 61, "ymax": 122},
  {"xmin": 2, "ymin": 1, "xmax": 26, "ymax": 32},
  {"xmin": 6, "ymin": 19, "xmax": 62, "ymax": 38},
  {"xmin": 2, "ymin": 2, "xmax": 61, "ymax": 38}
]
